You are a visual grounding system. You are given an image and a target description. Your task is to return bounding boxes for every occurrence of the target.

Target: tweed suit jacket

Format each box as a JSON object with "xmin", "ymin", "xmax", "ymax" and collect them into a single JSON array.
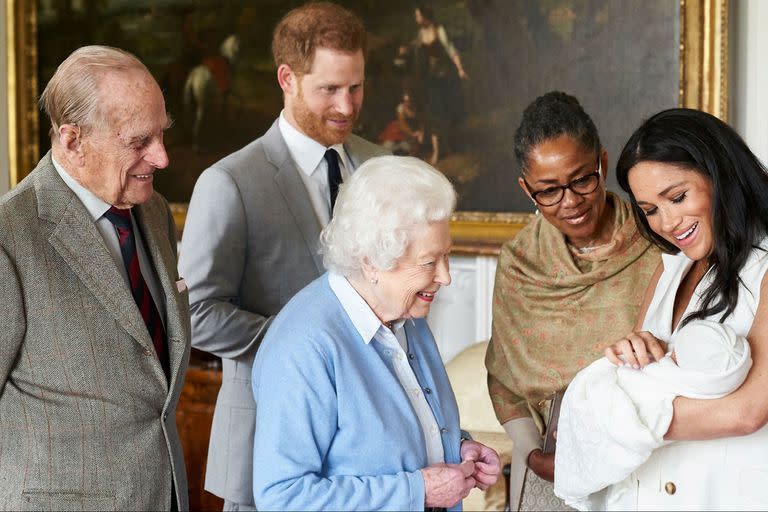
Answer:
[
  {"xmin": 0, "ymin": 153, "xmax": 191, "ymax": 511},
  {"xmin": 178, "ymin": 120, "xmax": 388, "ymax": 505}
]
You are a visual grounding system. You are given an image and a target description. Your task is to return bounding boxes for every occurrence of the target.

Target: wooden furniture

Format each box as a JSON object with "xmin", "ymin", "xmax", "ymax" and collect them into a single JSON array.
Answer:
[{"xmin": 176, "ymin": 356, "xmax": 224, "ymax": 511}]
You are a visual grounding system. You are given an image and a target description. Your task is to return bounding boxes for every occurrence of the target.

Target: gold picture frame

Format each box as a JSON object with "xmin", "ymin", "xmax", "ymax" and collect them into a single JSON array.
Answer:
[{"xmin": 6, "ymin": 0, "xmax": 728, "ymax": 254}]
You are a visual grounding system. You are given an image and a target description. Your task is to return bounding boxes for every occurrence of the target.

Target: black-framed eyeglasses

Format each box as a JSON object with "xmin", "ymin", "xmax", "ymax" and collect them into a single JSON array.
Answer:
[{"xmin": 524, "ymin": 160, "xmax": 602, "ymax": 207}]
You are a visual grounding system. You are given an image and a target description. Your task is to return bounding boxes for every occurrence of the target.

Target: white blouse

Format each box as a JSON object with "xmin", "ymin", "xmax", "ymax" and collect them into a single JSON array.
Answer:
[{"xmin": 607, "ymin": 240, "xmax": 768, "ymax": 510}]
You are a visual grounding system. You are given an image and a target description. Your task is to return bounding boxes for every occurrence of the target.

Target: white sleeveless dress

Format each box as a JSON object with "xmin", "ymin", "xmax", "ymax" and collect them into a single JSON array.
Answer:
[{"xmin": 607, "ymin": 241, "xmax": 768, "ymax": 510}]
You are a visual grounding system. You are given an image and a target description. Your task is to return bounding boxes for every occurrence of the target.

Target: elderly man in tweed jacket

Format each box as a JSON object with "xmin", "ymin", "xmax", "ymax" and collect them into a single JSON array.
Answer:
[{"xmin": 0, "ymin": 45, "xmax": 190, "ymax": 510}]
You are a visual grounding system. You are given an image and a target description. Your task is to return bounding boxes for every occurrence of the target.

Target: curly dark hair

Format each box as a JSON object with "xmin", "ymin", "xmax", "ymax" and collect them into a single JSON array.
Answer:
[
  {"xmin": 513, "ymin": 91, "xmax": 601, "ymax": 174},
  {"xmin": 616, "ymin": 107, "xmax": 768, "ymax": 326}
]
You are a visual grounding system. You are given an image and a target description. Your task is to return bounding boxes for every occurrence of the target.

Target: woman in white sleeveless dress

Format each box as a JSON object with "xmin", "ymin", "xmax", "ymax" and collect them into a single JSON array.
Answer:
[{"xmin": 602, "ymin": 108, "xmax": 768, "ymax": 510}]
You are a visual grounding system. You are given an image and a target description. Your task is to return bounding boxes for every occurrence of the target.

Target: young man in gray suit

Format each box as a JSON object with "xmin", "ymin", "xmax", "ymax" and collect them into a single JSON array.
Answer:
[
  {"xmin": 0, "ymin": 46, "xmax": 190, "ymax": 510},
  {"xmin": 179, "ymin": 2, "xmax": 388, "ymax": 510}
]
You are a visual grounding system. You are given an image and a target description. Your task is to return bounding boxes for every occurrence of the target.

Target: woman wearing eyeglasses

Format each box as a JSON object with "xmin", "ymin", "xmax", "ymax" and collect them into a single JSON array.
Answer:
[{"xmin": 485, "ymin": 91, "xmax": 661, "ymax": 511}]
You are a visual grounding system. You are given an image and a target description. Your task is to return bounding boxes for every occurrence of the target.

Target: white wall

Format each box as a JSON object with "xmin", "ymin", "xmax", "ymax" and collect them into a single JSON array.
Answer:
[
  {"xmin": 732, "ymin": 0, "xmax": 768, "ymax": 163},
  {"xmin": 0, "ymin": 3, "xmax": 9, "ymax": 195},
  {"xmin": 427, "ymin": 254, "xmax": 497, "ymax": 363}
]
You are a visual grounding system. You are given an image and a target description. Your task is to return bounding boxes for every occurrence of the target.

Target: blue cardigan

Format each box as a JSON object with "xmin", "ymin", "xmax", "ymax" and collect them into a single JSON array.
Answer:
[{"xmin": 252, "ymin": 273, "xmax": 463, "ymax": 510}]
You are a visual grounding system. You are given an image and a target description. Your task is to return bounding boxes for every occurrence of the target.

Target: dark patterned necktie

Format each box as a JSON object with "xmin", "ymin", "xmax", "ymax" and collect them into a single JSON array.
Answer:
[
  {"xmin": 103, "ymin": 206, "xmax": 169, "ymax": 380},
  {"xmin": 324, "ymin": 148, "xmax": 343, "ymax": 212}
]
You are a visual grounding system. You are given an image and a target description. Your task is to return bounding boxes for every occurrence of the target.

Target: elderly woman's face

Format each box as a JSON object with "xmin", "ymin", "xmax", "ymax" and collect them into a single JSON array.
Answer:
[
  {"xmin": 373, "ymin": 220, "xmax": 451, "ymax": 322},
  {"xmin": 519, "ymin": 134, "xmax": 609, "ymax": 248}
]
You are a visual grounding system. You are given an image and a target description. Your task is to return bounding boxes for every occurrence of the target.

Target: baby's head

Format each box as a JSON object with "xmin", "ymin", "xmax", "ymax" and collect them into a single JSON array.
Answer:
[{"xmin": 671, "ymin": 320, "xmax": 744, "ymax": 374}]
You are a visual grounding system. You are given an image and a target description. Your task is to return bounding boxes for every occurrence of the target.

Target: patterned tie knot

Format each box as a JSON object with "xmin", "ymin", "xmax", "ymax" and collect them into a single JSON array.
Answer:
[{"xmin": 103, "ymin": 206, "xmax": 133, "ymax": 231}]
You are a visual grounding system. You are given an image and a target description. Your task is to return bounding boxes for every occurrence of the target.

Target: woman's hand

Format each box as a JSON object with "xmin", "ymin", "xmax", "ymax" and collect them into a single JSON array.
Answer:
[
  {"xmin": 605, "ymin": 331, "xmax": 668, "ymax": 369},
  {"xmin": 460, "ymin": 439, "xmax": 501, "ymax": 490},
  {"xmin": 421, "ymin": 461, "xmax": 476, "ymax": 508},
  {"xmin": 527, "ymin": 449, "xmax": 555, "ymax": 482}
]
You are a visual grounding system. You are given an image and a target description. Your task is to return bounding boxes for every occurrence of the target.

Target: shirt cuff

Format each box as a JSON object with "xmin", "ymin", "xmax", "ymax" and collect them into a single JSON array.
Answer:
[
  {"xmin": 503, "ymin": 417, "xmax": 541, "ymax": 464},
  {"xmin": 407, "ymin": 469, "xmax": 426, "ymax": 511}
]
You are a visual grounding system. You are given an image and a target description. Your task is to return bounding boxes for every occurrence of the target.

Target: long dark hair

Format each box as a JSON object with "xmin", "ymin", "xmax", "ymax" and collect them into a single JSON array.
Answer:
[{"xmin": 616, "ymin": 108, "xmax": 768, "ymax": 325}]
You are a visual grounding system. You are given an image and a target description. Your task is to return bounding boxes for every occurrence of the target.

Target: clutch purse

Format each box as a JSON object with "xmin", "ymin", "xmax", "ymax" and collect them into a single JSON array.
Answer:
[{"xmin": 542, "ymin": 389, "xmax": 565, "ymax": 454}]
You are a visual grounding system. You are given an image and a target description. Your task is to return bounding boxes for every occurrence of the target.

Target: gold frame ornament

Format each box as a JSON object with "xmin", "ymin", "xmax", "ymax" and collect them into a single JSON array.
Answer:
[{"xmin": 6, "ymin": 0, "xmax": 728, "ymax": 253}]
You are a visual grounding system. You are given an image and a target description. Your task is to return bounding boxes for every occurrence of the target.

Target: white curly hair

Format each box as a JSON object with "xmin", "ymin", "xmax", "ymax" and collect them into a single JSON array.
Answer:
[{"xmin": 320, "ymin": 155, "xmax": 456, "ymax": 277}]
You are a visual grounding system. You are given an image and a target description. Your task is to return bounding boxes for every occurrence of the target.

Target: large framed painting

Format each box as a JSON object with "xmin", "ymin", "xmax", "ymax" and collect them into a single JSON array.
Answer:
[{"xmin": 7, "ymin": 0, "xmax": 727, "ymax": 252}]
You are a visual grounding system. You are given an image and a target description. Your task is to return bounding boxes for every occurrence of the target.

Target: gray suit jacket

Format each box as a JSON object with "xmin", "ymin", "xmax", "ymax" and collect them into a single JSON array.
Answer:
[
  {"xmin": 0, "ymin": 153, "xmax": 191, "ymax": 511},
  {"xmin": 179, "ymin": 120, "xmax": 387, "ymax": 505}
]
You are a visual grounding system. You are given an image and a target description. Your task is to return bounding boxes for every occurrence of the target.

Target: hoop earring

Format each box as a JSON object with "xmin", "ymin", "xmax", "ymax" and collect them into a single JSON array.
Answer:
[{"xmin": 370, "ymin": 277, "xmax": 378, "ymax": 285}]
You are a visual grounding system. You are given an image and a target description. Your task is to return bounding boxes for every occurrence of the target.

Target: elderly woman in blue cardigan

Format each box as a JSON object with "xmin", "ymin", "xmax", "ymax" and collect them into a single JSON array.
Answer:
[{"xmin": 251, "ymin": 156, "xmax": 500, "ymax": 511}]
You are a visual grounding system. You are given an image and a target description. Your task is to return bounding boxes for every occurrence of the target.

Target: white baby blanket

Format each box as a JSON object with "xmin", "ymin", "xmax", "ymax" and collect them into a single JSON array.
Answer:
[{"xmin": 553, "ymin": 320, "xmax": 751, "ymax": 510}]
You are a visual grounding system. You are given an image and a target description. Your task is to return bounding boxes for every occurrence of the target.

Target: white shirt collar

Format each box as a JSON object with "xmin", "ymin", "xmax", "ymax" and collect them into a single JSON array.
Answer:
[
  {"xmin": 51, "ymin": 155, "xmax": 112, "ymax": 221},
  {"xmin": 328, "ymin": 272, "xmax": 405, "ymax": 345},
  {"xmin": 278, "ymin": 110, "xmax": 351, "ymax": 176}
]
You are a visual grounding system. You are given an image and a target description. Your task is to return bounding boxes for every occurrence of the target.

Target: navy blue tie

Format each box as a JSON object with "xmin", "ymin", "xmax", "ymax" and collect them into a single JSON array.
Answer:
[{"xmin": 325, "ymin": 149, "xmax": 342, "ymax": 212}]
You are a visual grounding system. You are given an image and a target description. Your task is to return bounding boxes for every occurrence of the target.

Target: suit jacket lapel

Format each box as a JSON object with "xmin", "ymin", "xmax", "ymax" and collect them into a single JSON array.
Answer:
[
  {"xmin": 264, "ymin": 122, "xmax": 325, "ymax": 273},
  {"xmin": 343, "ymin": 133, "xmax": 387, "ymax": 170},
  {"xmin": 133, "ymin": 200, "xmax": 190, "ymax": 390},
  {"xmin": 344, "ymin": 137, "xmax": 365, "ymax": 170},
  {"xmin": 37, "ymin": 158, "xmax": 154, "ymax": 354}
]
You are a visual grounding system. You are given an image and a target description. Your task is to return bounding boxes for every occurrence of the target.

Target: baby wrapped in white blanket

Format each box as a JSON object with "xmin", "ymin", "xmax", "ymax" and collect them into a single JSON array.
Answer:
[{"xmin": 553, "ymin": 319, "xmax": 752, "ymax": 511}]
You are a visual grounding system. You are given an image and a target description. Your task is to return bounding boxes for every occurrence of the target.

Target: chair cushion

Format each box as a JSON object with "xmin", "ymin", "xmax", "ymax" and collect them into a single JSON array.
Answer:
[
  {"xmin": 446, "ymin": 342, "xmax": 514, "ymax": 511},
  {"xmin": 445, "ymin": 341, "xmax": 505, "ymax": 434}
]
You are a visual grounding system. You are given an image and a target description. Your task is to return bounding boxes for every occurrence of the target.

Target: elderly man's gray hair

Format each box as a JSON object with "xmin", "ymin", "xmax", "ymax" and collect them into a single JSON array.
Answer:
[
  {"xmin": 321, "ymin": 155, "xmax": 456, "ymax": 276},
  {"xmin": 40, "ymin": 45, "xmax": 150, "ymax": 138}
]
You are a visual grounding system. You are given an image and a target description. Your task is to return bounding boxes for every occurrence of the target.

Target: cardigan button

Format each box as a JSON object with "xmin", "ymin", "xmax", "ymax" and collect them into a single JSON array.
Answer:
[{"xmin": 664, "ymin": 482, "xmax": 676, "ymax": 495}]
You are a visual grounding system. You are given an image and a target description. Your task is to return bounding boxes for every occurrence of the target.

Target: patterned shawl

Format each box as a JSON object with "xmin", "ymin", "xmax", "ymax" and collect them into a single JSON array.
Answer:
[{"xmin": 485, "ymin": 194, "xmax": 660, "ymax": 429}]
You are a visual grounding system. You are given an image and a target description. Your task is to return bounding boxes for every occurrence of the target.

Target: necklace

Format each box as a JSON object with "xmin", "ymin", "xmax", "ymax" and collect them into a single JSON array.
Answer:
[{"xmin": 575, "ymin": 240, "xmax": 614, "ymax": 254}]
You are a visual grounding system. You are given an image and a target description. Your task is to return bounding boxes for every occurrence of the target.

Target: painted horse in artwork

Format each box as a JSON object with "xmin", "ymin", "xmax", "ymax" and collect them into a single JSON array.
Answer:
[{"xmin": 183, "ymin": 34, "xmax": 240, "ymax": 146}]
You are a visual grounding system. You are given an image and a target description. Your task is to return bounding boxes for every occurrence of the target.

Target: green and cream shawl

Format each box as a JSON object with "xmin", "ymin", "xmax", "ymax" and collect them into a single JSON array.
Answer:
[{"xmin": 485, "ymin": 194, "xmax": 660, "ymax": 430}]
